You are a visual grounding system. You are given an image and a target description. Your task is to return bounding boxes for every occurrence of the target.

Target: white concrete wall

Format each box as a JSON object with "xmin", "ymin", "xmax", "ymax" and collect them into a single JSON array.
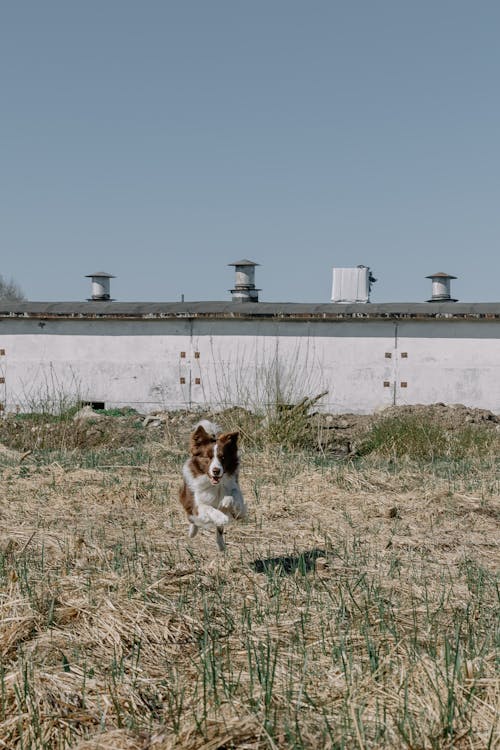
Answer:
[
  {"xmin": 0, "ymin": 317, "xmax": 499, "ymax": 414},
  {"xmin": 395, "ymin": 321, "xmax": 500, "ymax": 409},
  {"xmin": 0, "ymin": 319, "xmax": 193, "ymax": 412},
  {"xmin": 189, "ymin": 319, "xmax": 396, "ymax": 413}
]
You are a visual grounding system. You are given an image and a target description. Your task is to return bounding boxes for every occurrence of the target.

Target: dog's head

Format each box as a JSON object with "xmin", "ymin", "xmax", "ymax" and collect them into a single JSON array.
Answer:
[{"xmin": 190, "ymin": 425, "xmax": 239, "ymax": 485}]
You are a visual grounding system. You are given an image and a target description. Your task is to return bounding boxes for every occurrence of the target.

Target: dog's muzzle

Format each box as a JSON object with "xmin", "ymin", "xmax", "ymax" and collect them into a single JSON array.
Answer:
[{"xmin": 209, "ymin": 466, "xmax": 222, "ymax": 485}]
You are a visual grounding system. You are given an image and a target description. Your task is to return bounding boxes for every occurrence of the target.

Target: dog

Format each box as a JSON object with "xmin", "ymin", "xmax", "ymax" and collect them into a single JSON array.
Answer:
[{"xmin": 179, "ymin": 420, "xmax": 247, "ymax": 551}]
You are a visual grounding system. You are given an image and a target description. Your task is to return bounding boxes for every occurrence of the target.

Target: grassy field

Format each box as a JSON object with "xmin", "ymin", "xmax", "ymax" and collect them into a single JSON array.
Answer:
[{"xmin": 0, "ymin": 408, "xmax": 498, "ymax": 749}]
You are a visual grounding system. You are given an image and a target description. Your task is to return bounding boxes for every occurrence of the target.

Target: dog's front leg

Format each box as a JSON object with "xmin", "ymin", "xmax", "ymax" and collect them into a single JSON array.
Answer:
[
  {"xmin": 221, "ymin": 488, "xmax": 247, "ymax": 520},
  {"xmin": 189, "ymin": 504, "xmax": 230, "ymax": 529}
]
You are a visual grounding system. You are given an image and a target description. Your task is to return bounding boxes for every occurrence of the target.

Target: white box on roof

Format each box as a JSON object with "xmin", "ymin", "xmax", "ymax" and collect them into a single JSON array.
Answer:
[{"xmin": 331, "ymin": 266, "xmax": 371, "ymax": 303}]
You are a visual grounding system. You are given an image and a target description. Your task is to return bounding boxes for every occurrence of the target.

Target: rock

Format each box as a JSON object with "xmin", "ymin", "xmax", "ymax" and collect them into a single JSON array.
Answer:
[
  {"xmin": 0, "ymin": 443, "xmax": 24, "ymax": 461},
  {"xmin": 143, "ymin": 416, "xmax": 161, "ymax": 427},
  {"xmin": 72, "ymin": 405, "xmax": 104, "ymax": 422}
]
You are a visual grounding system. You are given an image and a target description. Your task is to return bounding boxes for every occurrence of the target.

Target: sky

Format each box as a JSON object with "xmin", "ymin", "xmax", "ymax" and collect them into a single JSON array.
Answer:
[{"xmin": 1, "ymin": 1, "xmax": 500, "ymax": 304}]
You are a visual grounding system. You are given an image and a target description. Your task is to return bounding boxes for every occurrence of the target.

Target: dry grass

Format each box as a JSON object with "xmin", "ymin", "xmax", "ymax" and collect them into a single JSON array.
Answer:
[{"xmin": 0, "ymin": 416, "xmax": 498, "ymax": 749}]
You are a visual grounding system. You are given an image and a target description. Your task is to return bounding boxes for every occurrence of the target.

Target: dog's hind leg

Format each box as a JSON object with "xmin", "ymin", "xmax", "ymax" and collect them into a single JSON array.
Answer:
[
  {"xmin": 188, "ymin": 523, "xmax": 198, "ymax": 539},
  {"xmin": 216, "ymin": 527, "xmax": 226, "ymax": 552}
]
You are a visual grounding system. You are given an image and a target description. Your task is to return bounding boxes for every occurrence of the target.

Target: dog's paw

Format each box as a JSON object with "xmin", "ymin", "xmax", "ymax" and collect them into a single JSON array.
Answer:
[
  {"xmin": 222, "ymin": 495, "xmax": 247, "ymax": 520},
  {"xmin": 220, "ymin": 495, "xmax": 234, "ymax": 510},
  {"xmin": 211, "ymin": 508, "xmax": 230, "ymax": 526}
]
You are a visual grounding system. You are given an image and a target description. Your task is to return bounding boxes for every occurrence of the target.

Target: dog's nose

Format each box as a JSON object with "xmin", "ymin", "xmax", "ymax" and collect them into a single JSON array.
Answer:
[{"xmin": 212, "ymin": 467, "xmax": 221, "ymax": 476}]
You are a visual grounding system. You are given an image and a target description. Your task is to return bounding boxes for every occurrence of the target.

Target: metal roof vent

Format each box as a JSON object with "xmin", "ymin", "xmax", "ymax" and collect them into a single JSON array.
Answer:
[
  {"xmin": 331, "ymin": 265, "xmax": 376, "ymax": 303},
  {"xmin": 426, "ymin": 272, "xmax": 457, "ymax": 302},
  {"xmin": 86, "ymin": 271, "xmax": 115, "ymax": 301},
  {"xmin": 228, "ymin": 259, "xmax": 260, "ymax": 302}
]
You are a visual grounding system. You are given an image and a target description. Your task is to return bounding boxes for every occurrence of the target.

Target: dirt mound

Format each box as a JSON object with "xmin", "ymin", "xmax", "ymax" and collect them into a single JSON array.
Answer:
[
  {"xmin": 374, "ymin": 402, "xmax": 500, "ymax": 429},
  {"xmin": 308, "ymin": 403, "xmax": 500, "ymax": 455},
  {"xmin": 0, "ymin": 412, "xmax": 147, "ymax": 452}
]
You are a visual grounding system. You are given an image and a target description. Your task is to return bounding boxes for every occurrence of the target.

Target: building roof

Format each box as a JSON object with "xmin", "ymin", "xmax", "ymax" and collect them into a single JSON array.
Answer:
[{"xmin": 0, "ymin": 300, "xmax": 499, "ymax": 321}]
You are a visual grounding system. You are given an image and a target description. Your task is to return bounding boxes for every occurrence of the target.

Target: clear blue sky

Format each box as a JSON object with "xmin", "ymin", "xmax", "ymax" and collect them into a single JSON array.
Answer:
[{"xmin": 1, "ymin": 1, "xmax": 499, "ymax": 303}]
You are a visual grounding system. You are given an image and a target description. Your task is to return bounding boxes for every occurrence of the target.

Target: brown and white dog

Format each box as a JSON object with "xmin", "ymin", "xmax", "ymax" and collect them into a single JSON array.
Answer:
[{"xmin": 179, "ymin": 420, "xmax": 247, "ymax": 551}]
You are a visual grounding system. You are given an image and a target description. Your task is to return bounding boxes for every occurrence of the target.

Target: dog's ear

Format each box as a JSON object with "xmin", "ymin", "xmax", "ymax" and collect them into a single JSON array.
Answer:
[
  {"xmin": 190, "ymin": 425, "xmax": 212, "ymax": 452},
  {"xmin": 219, "ymin": 431, "xmax": 239, "ymax": 447}
]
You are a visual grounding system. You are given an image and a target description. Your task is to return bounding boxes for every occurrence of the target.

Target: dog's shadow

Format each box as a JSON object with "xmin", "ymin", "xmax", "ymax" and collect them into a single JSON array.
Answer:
[{"xmin": 250, "ymin": 547, "xmax": 326, "ymax": 576}]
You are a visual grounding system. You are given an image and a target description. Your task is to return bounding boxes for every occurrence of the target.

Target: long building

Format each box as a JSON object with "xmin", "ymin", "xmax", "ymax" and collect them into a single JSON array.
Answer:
[{"xmin": 0, "ymin": 266, "xmax": 499, "ymax": 414}]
